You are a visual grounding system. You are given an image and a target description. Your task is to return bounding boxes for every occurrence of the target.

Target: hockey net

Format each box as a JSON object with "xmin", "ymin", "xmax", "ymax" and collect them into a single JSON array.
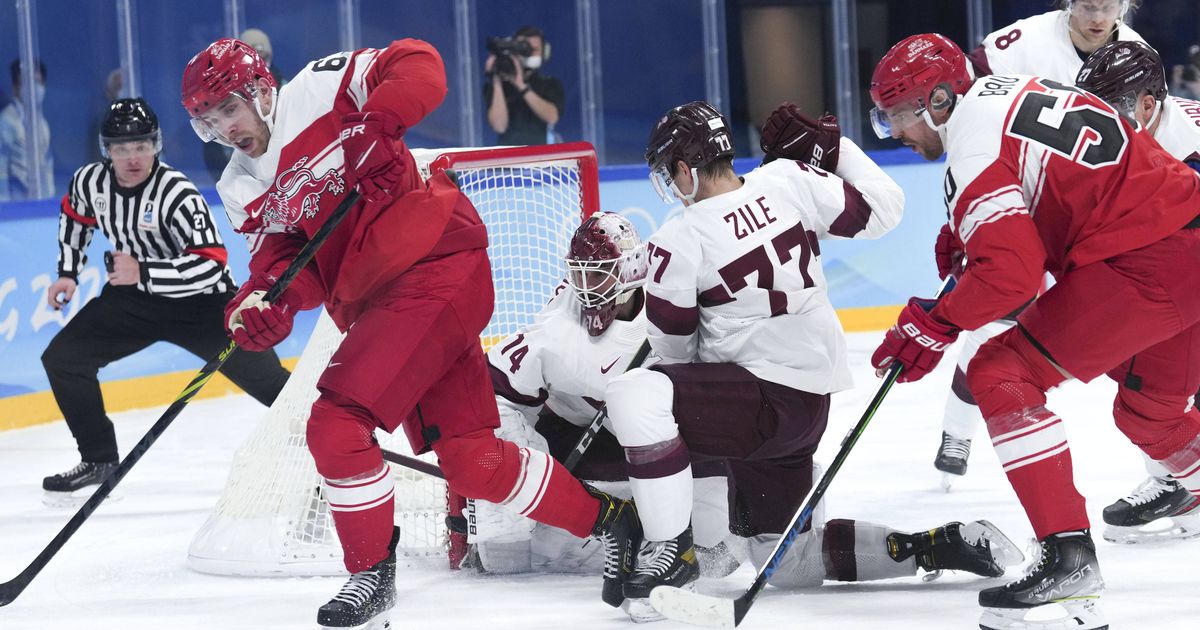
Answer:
[{"xmin": 188, "ymin": 143, "xmax": 599, "ymax": 576}]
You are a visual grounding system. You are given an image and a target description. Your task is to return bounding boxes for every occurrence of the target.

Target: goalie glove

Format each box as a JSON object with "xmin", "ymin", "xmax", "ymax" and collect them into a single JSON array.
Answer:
[
  {"xmin": 760, "ymin": 103, "xmax": 841, "ymax": 171},
  {"xmin": 870, "ymin": 298, "xmax": 960, "ymax": 383}
]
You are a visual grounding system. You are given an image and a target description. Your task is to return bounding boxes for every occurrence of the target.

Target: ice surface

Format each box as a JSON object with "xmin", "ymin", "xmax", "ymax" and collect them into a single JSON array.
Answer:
[{"xmin": 2, "ymin": 333, "xmax": 1196, "ymax": 629}]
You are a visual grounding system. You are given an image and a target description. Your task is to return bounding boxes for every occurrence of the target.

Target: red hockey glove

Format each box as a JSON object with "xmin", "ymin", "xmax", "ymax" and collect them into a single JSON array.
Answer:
[
  {"xmin": 760, "ymin": 103, "xmax": 841, "ymax": 171},
  {"xmin": 340, "ymin": 110, "xmax": 408, "ymax": 205},
  {"xmin": 870, "ymin": 298, "xmax": 960, "ymax": 383},
  {"xmin": 225, "ymin": 275, "xmax": 299, "ymax": 352},
  {"xmin": 934, "ymin": 222, "xmax": 966, "ymax": 280}
]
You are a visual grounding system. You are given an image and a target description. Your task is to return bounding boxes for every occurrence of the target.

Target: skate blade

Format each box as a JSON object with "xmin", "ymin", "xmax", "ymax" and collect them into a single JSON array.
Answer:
[
  {"xmin": 1102, "ymin": 514, "xmax": 1200, "ymax": 544},
  {"xmin": 940, "ymin": 472, "xmax": 956, "ymax": 492},
  {"xmin": 625, "ymin": 581, "xmax": 697, "ymax": 624},
  {"xmin": 42, "ymin": 488, "xmax": 121, "ymax": 508},
  {"xmin": 963, "ymin": 520, "xmax": 1026, "ymax": 567},
  {"xmin": 319, "ymin": 611, "xmax": 391, "ymax": 630},
  {"xmin": 979, "ymin": 598, "xmax": 1106, "ymax": 630}
]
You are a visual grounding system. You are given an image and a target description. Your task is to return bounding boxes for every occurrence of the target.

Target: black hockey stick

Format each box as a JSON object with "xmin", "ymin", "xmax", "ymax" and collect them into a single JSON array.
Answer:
[
  {"xmin": 562, "ymin": 338, "xmax": 653, "ymax": 471},
  {"xmin": 0, "ymin": 191, "xmax": 361, "ymax": 608},
  {"xmin": 382, "ymin": 448, "xmax": 444, "ymax": 479},
  {"xmin": 648, "ymin": 276, "xmax": 957, "ymax": 628}
]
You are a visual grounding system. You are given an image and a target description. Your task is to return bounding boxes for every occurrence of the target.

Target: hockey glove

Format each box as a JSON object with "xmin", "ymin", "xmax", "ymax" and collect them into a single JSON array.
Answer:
[
  {"xmin": 760, "ymin": 103, "xmax": 841, "ymax": 171},
  {"xmin": 870, "ymin": 298, "xmax": 959, "ymax": 383},
  {"xmin": 225, "ymin": 274, "xmax": 298, "ymax": 352},
  {"xmin": 340, "ymin": 110, "xmax": 408, "ymax": 205},
  {"xmin": 935, "ymin": 222, "xmax": 966, "ymax": 280}
]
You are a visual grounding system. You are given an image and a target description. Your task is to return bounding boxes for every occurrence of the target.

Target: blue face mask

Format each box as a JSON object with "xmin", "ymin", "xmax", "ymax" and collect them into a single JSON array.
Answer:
[{"xmin": 32, "ymin": 83, "xmax": 45, "ymax": 106}]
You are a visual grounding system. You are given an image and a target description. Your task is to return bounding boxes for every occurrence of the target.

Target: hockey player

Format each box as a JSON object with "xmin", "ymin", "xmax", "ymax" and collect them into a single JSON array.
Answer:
[
  {"xmin": 869, "ymin": 33, "xmax": 1200, "ymax": 630},
  {"xmin": 599, "ymin": 100, "xmax": 1021, "ymax": 622},
  {"xmin": 180, "ymin": 38, "xmax": 637, "ymax": 629},
  {"xmin": 1075, "ymin": 40, "xmax": 1200, "ymax": 543},
  {"xmin": 41, "ymin": 98, "xmax": 290, "ymax": 505},
  {"xmin": 934, "ymin": 0, "xmax": 1146, "ymax": 484}
]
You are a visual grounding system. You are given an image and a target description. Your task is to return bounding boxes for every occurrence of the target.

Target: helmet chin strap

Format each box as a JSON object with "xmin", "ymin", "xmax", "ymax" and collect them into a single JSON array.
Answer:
[
  {"xmin": 253, "ymin": 86, "xmax": 278, "ymax": 135},
  {"xmin": 670, "ymin": 166, "xmax": 701, "ymax": 204},
  {"xmin": 1145, "ymin": 98, "xmax": 1164, "ymax": 132},
  {"xmin": 921, "ymin": 84, "xmax": 959, "ymax": 144}
]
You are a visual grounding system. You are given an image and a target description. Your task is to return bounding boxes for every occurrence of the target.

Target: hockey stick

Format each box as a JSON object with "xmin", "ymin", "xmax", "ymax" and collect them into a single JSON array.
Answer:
[
  {"xmin": 648, "ymin": 276, "xmax": 957, "ymax": 628},
  {"xmin": 382, "ymin": 448, "xmax": 444, "ymax": 479},
  {"xmin": 562, "ymin": 338, "xmax": 653, "ymax": 471},
  {"xmin": 0, "ymin": 191, "xmax": 361, "ymax": 608}
]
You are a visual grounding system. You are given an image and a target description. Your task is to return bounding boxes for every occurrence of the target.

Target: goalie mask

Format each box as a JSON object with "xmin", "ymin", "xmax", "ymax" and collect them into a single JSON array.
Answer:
[
  {"xmin": 1077, "ymin": 40, "xmax": 1166, "ymax": 124},
  {"xmin": 869, "ymin": 33, "xmax": 972, "ymax": 139},
  {"xmin": 181, "ymin": 38, "xmax": 277, "ymax": 146},
  {"xmin": 644, "ymin": 101, "xmax": 734, "ymax": 204},
  {"xmin": 566, "ymin": 212, "xmax": 648, "ymax": 336},
  {"xmin": 99, "ymin": 98, "xmax": 162, "ymax": 159}
]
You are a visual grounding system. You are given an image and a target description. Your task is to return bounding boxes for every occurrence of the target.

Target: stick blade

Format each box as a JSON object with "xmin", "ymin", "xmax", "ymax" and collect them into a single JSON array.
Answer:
[{"xmin": 650, "ymin": 586, "xmax": 741, "ymax": 628}]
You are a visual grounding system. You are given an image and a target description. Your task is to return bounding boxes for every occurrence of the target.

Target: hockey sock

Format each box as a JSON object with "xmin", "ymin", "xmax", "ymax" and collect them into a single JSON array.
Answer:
[
  {"xmin": 1161, "ymin": 432, "xmax": 1200, "ymax": 503},
  {"xmin": 823, "ymin": 519, "xmax": 915, "ymax": 581},
  {"xmin": 323, "ymin": 464, "xmax": 397, "ymax": 573},
  {"xmin": 942, "ymin": 367, "xmax": 982, "ymax": 439}
]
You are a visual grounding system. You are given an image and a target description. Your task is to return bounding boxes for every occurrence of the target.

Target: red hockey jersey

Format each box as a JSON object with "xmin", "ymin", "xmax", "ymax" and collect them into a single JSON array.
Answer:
[{"xmin": 934, "ymin": 74, "xmax": 1200, "ymax": 331}]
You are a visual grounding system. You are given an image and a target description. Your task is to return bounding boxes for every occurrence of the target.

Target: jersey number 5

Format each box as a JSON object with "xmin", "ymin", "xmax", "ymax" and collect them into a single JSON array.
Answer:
[{"xmin": 1006, "ymin": 80, "xmax": 1127, "ymax": 169}]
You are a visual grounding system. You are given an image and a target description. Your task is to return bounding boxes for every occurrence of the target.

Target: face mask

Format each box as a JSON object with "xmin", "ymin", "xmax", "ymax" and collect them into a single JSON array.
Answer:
[
  {"xmin": 33, "ymin": 83, "xmax": 45, "ymax": 106},
  {"xmin": 522, "ymin": 55, "xmax": 543, "ymax": 70}
]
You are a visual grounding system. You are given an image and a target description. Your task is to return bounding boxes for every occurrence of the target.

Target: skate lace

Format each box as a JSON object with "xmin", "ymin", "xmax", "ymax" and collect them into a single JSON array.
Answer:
[
  {"xmin": 598, "ymin": 530, "xmax": 620, "ymax": 579},
  {"xmin": 940, "ymin": 434, "xmax": 971, "ymax": 460},
  {"xmin": 54, "ymin": 462, "xmax": 92, "ymax": 480},
  {"xmin": 1121, "ymin": 476, "xmax": 1174, "ymax": 507},
  {"xmin": 634, "ymin": 540, "xmax": 678, "ymax": 577},
  {"xmin": 331, "ymin": 570, "xmax": 381, "ymax": 607},
  {"xmin": 1009, "ymin": 540, "xmax": 1051, "ymax": 590}
]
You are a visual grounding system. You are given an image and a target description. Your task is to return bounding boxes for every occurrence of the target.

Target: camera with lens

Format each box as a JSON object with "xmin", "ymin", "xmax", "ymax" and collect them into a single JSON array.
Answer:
[{"xmin": 487, "ymin": 36, "xmax": 534, "ymax": 77}]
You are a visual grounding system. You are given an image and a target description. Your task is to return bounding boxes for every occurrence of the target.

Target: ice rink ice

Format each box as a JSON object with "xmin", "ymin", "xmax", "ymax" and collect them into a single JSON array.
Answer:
[{"xmin": 2, "ymin": 332, "xmax": 1197, "ymax": 630}]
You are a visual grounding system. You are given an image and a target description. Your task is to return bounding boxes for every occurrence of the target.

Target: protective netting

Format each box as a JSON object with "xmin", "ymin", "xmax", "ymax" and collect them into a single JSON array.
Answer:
[{"xmin": 188, "ymin": 144, "xmax": 597, "ymax": 576}]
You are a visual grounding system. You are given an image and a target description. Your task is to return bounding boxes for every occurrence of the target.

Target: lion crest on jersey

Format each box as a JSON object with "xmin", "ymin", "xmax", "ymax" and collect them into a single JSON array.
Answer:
[{"xmin": 259, "ymin": 157, "xmax": 346, "ymax": 225}]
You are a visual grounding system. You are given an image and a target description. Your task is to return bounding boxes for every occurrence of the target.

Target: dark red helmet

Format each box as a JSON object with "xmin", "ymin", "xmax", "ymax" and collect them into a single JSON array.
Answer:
[
  {"xmin": 181, "ymin": 38, "xmax": 275, "ymax": 118},
  {"xmin": 566, "ymin": 212, "xmax": 647, "ymax": 336},
  {"xmin": 870, "ymin": 34, "xmax": 971, "ymax": 110},
  {"xmin": 1076, "ymin": 41, "xmax": 1166, "ymax": 117},
  {"xmin": 644, "ymin": 101, "xmax": 734, "ymax": 202}
]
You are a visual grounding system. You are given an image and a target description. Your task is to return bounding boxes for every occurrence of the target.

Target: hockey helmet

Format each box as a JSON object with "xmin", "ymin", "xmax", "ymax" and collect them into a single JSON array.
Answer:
[
  {"xmin": 869, "ymin": 33, "xmax": 972, "ymax": 139},
  {"xmin": 644, "ymin": 101, "xmax": 734, "ymax": 203},
  {"xmin": 100, "ymin": 97, "xmax": 162, "ymax": 159},
  {"xmin": 1077, "ymin": 41, "xmax": 1166, "ymax": 120},
  {"xmin": 181, "ymin": 38, "xmax": 276, "ymax": 145},
  {"xmin": 566, "ymin": 212, "xmax": 648, "ymax": 336}
]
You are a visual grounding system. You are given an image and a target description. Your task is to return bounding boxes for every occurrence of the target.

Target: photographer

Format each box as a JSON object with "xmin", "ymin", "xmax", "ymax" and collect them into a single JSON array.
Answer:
[{"xmin": 484, "ymin": 25, "xmax": 564, "ymax": 146}]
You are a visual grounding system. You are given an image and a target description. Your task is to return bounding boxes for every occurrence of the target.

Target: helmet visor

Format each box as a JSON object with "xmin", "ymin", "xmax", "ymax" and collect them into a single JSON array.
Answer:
[
  {"xmin": 649, "ymin": 163, "xmax": 677, "ymax": 203},
  {"xmin": 1069, "ymin": 0, "xmax": 1127, "ymax": 22},
  {"xmin": 189, "ymin": 91, "xmax": 254, "ymax": 147},
  {"xmin": 101, "ymin": 133, "xmax": 162, "ymax": 160},
  {"xmin": 869, "ymin": 102, "xmax": 926, "ymax": 139}
]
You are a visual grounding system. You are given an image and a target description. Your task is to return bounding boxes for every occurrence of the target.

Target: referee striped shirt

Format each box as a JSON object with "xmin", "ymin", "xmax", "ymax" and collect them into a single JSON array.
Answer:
[{"xmin": 57, "ymin": 160, "xmax": 235, "ymax": 298}]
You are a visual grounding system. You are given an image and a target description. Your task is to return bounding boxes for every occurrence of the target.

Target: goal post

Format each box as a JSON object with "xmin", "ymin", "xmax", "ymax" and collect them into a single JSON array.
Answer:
[{"xmin": 187, "ymin": 142, "xmax": 600, "ymax": 576}]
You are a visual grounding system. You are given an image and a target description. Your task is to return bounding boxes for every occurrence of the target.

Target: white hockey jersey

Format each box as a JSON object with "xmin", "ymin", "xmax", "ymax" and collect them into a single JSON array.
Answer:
[
  {"xmin": 643, "ymin": 139, "xmax": 904, "ymax": 394},
  {"xmin": 1154, "ymin": 96, "xmax": 1200, "ymax": 164},
  {"xmin": 971, "ymin": 10, "xmax": 1145, "ymax": 84},
  {"xmin": 488, "ymin": 286, "xmax": 649, "ymax": 427}
]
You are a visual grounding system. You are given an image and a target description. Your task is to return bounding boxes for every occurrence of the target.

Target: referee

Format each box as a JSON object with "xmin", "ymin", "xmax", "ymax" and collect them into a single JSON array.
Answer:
[{"xmin": 40, "ymin": 98, "xmax": 291, "ymax": 504}]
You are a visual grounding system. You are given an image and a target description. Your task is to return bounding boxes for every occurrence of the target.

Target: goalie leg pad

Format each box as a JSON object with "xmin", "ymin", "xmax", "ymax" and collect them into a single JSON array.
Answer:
[{"xmin": 432, "ymin": 428, "xmax": 599, "ymax": 539}]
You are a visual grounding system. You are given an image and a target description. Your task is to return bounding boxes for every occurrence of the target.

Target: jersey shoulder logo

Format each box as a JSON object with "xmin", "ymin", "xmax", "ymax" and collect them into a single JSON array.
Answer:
[
  {"xmin": 93, "ymin": 196, "xmax": 106, "ymax": 214},
  {"xmin": 260, "ymin": 156, "xmax": 346, "ymax": 226}
]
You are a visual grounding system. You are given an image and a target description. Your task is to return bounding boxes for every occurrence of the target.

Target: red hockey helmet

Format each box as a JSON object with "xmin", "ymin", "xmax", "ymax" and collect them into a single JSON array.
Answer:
[
  {"xmin": 566, "ymin": 212, "xmax": 648, "ymax": 336},
  {"xmin": 1077, "ymin": 40, "xmax": 1166, "ymax": 119},
  {"xmin": 644, "ymin": 101, "xmax": 734, "ymax": 203},
  {"xmin": 869, "ymin": 34, "xmax": 972, "ymax": 138},
  {"xmin": 181, "ymin": 38, "xmax": 276, "ymax": 144}
]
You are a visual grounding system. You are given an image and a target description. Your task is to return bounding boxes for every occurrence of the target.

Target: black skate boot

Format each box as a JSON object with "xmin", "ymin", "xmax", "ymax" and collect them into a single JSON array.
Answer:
[
  {"xmin": 888, "ymin": 520, "xmax": 1024, "ymax": 580},
  {"xmin": 588, "ymin": 486, "xmax": 642, "ymax": 608},
  {"xmin": 623, "ymin": 526, "xmax": 700, "ymax": 623},
  {"xmin": 978, "ymin": 530, "xmax": 1107, "ymax": 630},
  {"xmin": 317, "ymin": 527, "xmax": 399, "ymax": 629},
  {"xmin": 934, "ymin": 432, "xmax": 971, "ymax": 487},
  {"xmin": 42, "ymin": 461, "xmax": 118, "ymax": 507},
  {"xmin": 1101, "ymin": 475, "xmax": 1200, "ymax": 544}
]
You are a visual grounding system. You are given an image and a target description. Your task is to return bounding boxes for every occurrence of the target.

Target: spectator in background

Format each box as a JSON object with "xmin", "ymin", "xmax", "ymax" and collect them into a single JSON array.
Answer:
[
  {"xmin": 0, "ymin": 59, "xmax": 53, "ymax": 199},
  {"xmin": 204, "ymin": 28, "xmax": 286, "ymax": 183},
  {"xmin": 484, "ymin": 25, "xmax": 564, "ymax": 146},
  {"xmin": 1170, "ymin": 44, "xmax": 1200, "ymax": 100}
]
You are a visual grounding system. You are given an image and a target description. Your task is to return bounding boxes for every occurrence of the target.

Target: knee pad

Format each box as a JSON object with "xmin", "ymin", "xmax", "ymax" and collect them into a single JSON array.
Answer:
[
  {"xmin": 1114, "ymin": 388, "xmax": 1200, "ymax": 460},
  {"xmin": 433, "ymin": 429, "xmax": 524, "ymax": 504},
  {"xmin": 605, "ymin": 368, "xmax": 675, "ymax": 447},
  {"xmin": 307, "ymin": 392, "xmax": 383, "ymax": 479},
  {"xmin": 967, "ymin": 331, "xmax": 1062, "ymax": 421}
]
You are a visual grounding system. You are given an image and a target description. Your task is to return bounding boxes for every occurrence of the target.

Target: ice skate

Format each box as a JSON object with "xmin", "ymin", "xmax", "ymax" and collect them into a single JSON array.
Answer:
[
  {"xmin": 978, "ymin": 530, "xmax": 1106, "ymax": 630},
  {"xmin": 623, "ymin": 526, "xmax": 700, "ymax": 623},
  {"xmin": 935, "ymin": 432, "xmax": 971, "ymax": 491},
  {"xmin": 42, "ymin": 461, "xmax": 118, "ymax": 507},
  {"xmin": 317, "ymin": 527, "xmax": 398, "ymax": 629},
  {"xmin": 888, "ymin": 520, "xmax": 1024, "ymax": 581},
  {"xmin": 1101, "ymin": 475, "xmax": 1200, "ymax": 544},
  {"xmin": 588, "ymin": 485, "xmax": 643, "ymax": 608}
]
